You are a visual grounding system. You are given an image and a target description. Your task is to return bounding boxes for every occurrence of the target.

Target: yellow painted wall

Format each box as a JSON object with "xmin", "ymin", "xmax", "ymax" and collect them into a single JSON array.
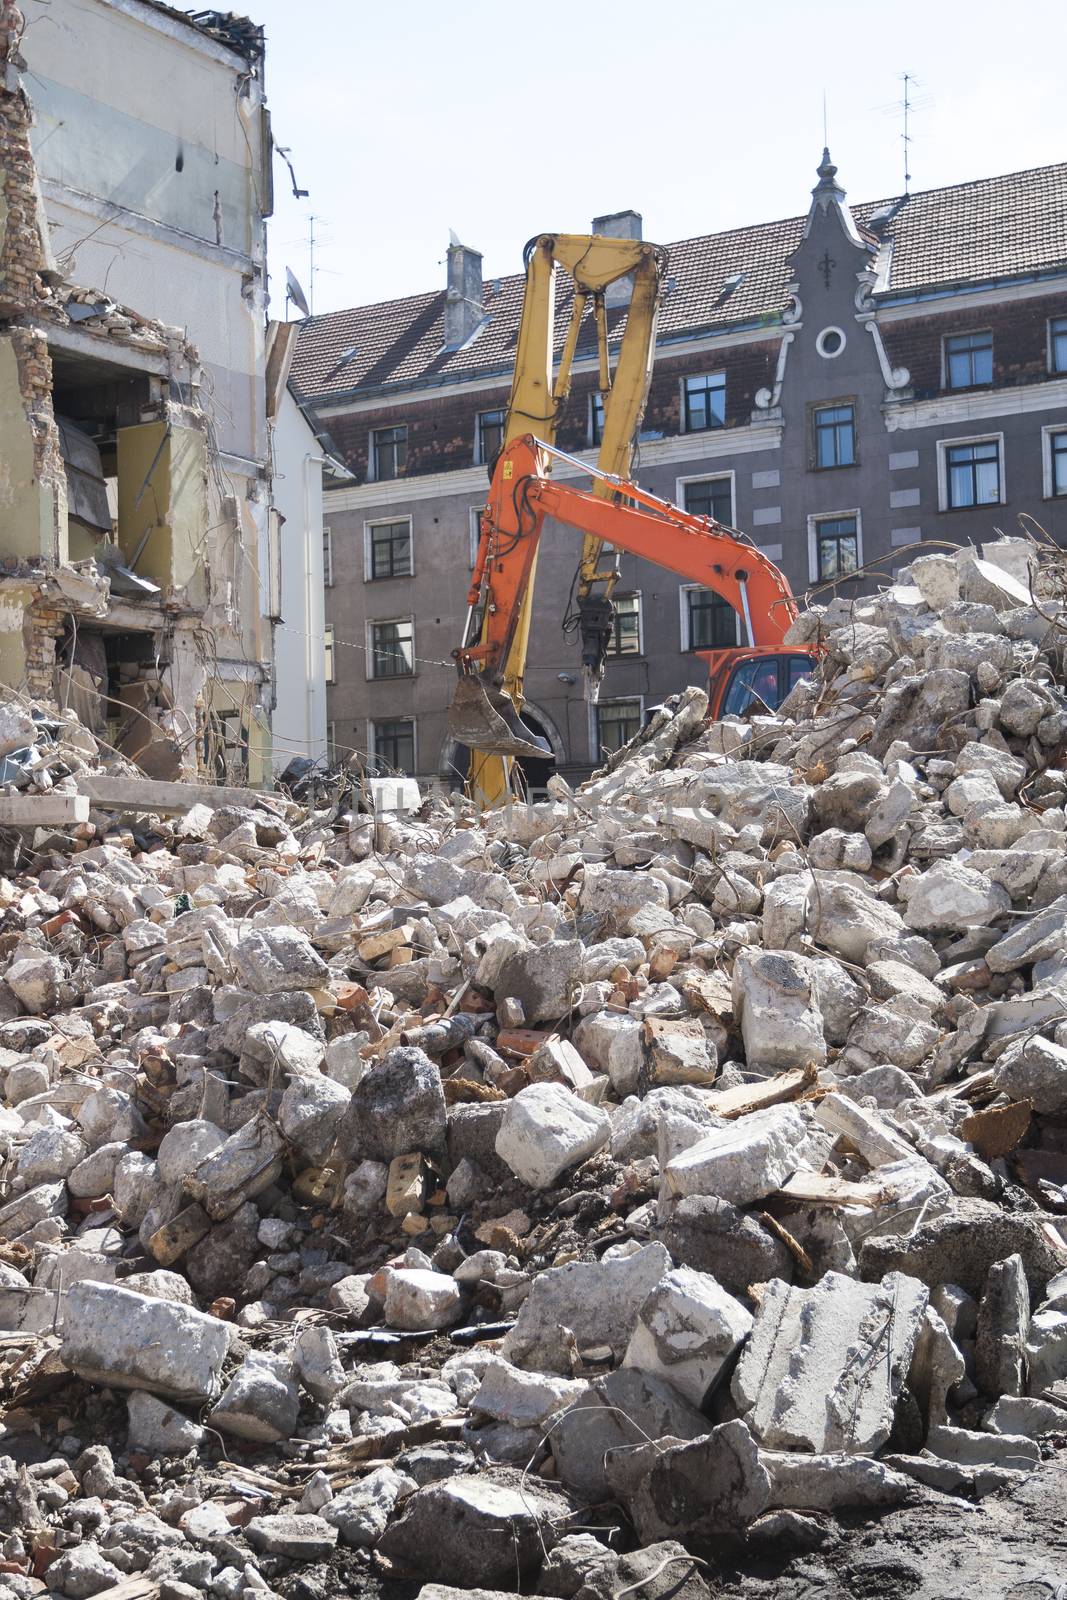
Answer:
[
  {"xmin": 0, "ymin": 339, "xmax": 63, "ymax": 560},
  {"xmin": 0, "ymin": 584, "xmax": 32, "ymax": 690},
  {"xmin": 116, "ymin": 421, "xmax": 208, "ymax": 601}
]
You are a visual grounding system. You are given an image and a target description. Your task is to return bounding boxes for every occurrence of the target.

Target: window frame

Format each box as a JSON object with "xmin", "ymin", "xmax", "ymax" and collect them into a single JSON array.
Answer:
[
  {"xmin": 322, "ymin": 525, "xmax": 333, "ymax": 588},
  {"xmin": 606, "ymin": 592, "xmax": 643, "ymax": 658},
  {"xmin": 370, "ymin": 716, "xmax": 417, "ymax": 775},
  {"xmin": 681, "ymin": 371, "xmax": 726, "ymax": 433},
  {"xmin": 942, "ymin": 330, "xmax": 994, "ymax": 391},
  {"xmin": 366, "ymin": 616, "xmax": 415, "ymax": 680},
  {"xmin": 810, "ymin": 399, "xmax": 857, "ymax": 470},
  {"xmin": 679, "ymin": 582, "xmax": 740, "ymax": 651},
  {"xmin": 1042, "ymin": 425, "xmax": 1067, "ymax": 499},
  {"xmin": 370, "ymin": 423, "xmax": 408, "ymax": 482},
  {"xmin": 936, "ymin": 433, "xmax": 1005, "ymax": 512},
  {"xmin": 589, "ymin": 391, "xmax": 606, "ymax": 446},
  {"xmin": 806, "ymin": 509, "xmax": 863, "ymax": 584},
  {"xmin": 363, "ymin": 515, "xmax": 413, "ymax": 581},
  {"xmin": 323, "ymin": 623, "xmax": 336, "ymax": 685},
  {"xmin": 677, "ymin": 470, "xmax": 736, "ymax": 526},
  {"xmin": 475, "ymin": 407, "xmax": 506, "ymax": 467},
  {"xmin": 1050, "ymin": 317, "xmax": 1067, "ymax": 376},
  {"xmin": 595, "ymin": 696, "xmax": 644, "ymax": 756}
]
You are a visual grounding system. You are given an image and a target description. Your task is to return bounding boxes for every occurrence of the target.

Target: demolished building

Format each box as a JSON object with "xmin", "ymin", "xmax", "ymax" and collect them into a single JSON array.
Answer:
[{"xmin": 0, "ymin": 0, "xmax": 318, "ymax": 784}]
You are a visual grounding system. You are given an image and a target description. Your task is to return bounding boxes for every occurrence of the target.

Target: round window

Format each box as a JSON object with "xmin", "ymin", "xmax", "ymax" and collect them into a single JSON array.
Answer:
[{"xmin": 816, "ymin": 326, "xmax": 846, "ymax": 358}]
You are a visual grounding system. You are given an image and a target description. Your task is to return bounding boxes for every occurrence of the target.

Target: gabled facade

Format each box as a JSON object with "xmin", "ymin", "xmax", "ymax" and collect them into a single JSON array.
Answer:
[{"xmin": 293, "ymin": 156, "xmax": 1067, "ymax": 787}]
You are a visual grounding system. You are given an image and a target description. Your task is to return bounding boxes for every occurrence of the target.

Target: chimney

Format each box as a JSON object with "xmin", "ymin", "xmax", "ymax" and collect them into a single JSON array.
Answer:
[
  {"xmin": 592, "ymin": 210, "xmax": 643, "ymax": 307},
  {"xmin": 444, "ymin": 235, "xmax": 484, "ymax": 349}
]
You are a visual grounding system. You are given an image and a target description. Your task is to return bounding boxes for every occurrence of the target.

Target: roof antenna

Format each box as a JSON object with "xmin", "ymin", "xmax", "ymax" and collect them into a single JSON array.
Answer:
[{"xmin": 901, "ymin": 71, "xmax": 915, "ymax": 194}]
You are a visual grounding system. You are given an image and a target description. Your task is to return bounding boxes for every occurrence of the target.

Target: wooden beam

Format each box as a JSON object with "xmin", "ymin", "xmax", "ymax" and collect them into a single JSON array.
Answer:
[
  {"xmin": 0, "ymin": 794, "xmax": 89, "ymax": 827},
  {"xmin": 76, "ymin": 776, "xmax": 292, "ymax": 818}
]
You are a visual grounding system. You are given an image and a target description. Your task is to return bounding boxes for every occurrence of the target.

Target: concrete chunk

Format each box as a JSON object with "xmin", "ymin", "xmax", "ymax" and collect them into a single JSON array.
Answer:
[
  {"xmin": 624, "ymin": 1265, "xmax": 753, "ymax": 1406},
  {"xmin": 495, "ymin": 1082, "xmax": 610, "ymax": 1188},
  {"xmin": 732, "ymin": 1270, "xmax": 928, "ymax": 1454},
  {"xmin": 663, "ymin": 1104, "xmax": 810, "ymax": 1207},
  {"xmin": 62, "ymin": 1281, "xmax": 231, "ymax": 1403}
]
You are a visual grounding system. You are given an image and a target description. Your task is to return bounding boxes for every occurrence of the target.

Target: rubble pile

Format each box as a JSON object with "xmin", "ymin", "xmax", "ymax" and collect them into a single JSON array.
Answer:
[{"xmin": 1, "ymin": 535, "xmax": 1067, "ymax": 1595}]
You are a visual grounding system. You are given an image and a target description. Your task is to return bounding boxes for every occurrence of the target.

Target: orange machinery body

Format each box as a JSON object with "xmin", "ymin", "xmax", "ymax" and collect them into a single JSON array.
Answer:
[
  {"xmin": 460, "ymin": 435, "xmax": 801, "ymax": 694},
  {"xmin": 701, "ymin": 645, "xmax": 820, "ymax": 720}
]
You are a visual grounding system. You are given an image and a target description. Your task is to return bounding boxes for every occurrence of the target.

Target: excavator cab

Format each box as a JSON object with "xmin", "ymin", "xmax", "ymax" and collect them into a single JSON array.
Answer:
[{"xmin": 703, "ymin": 646, "xmax": 818, "ymax": 720}]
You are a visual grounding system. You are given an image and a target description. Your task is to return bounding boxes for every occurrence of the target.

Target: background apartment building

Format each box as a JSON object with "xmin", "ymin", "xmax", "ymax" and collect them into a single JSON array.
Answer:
[{"xmin": 293, "ymin": 153, "xmax": 1067, "ymax": 788}]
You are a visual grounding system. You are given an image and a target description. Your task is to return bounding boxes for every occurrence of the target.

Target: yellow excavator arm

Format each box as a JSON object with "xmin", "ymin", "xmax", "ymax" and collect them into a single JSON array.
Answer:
[{"xmin": 467, "ymin": 233, "xmax": 665, "ymax": 808}]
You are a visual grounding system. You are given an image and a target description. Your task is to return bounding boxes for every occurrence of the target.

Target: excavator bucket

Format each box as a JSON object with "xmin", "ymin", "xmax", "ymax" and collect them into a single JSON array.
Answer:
[{"xmin": 447, "ymin": 675, "xmax": 552, "ymax": 760}]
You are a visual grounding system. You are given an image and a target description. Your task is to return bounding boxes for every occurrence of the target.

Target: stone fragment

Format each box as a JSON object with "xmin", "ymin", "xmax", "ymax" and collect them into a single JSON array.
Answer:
[
  {"xmin": 551, "ymin": 1367, "xmax": 706, "ymax": 1501},
  {"xmin": 762, "ymin": 1450, "xmax": 910, "ymax": 1511},
  {"xmin": 503, "ymin": 1242, "xmax": 670, "ymax": 1371},
  {"xmin": 126, "ymin": 1392, "xmax": 205, "ymax": 1455},
  {"xmin": 245, "ymin": 1513, "xmax": 338, "ymax": 1560},
  {"xmin": 384, "ymin": 1268, "xmax": 464, "ymax": 1331},
  {"xmin": 623, "ymin": 1265, "xmax": 753, "ymax": 1407},
  {"xmin": 492, "ymin": 938, "xmax": 583, "ymax": 1023},
  {"xmin": 233, "ymin": 926, "xmax": 328, "ymax": 993},
  {"xmin": 377, "ymin": 1469, "xmax": 576, "ymax": 1586},
  {"xmin": 62, "ymin": 1282, "xmax": 230, "ymax": 1403},
  {"xmin": 325, "ymin": 1465, "xmax": 416, "ymax": 1546},
  {"xmin": 732, "ymin": 1271, "xmax": 928, "ymax": 1453},
  {"xmin": 343, "ymin": 1046, "xmax": 447, "ymax": 1160},
  {"xmin": 732, "ymin": 949, "xmax": 826, "ymax": 1071},
  {"xmin": 658, "ymin": 1194, "xmax": 793, "ymax": 1296},
  {"xmin": 278, "ymin": 1073, "xmax": 350, "ymax": 1158},
  {"xmin": 183, "ymin": 1115, "xmax": 285, "ymax": 1220},
  {"xmin": 627, "ymin": 1420, "xmax": 772, "ymax": 1541},
  {"xmin": 210, "ymin": 1350, "xmax": 300, "ymax": 1442},
  {"xmin": 663, "ymin": 1103, "xmax": 810, "ymax": 1207},
  {"xmin": 860, "ymin": 1199, "xmax": 1067, "ymax": 1298},
  {"xmin": 294, "ymin": 1325, "xmax": 347, "ymax": 1404},
  {"xmin": 901, "ymin": 860, "xmax": 1011, "ymax": 932},
  {"xmin": 975, "ymin": 1253, "xmax": 1029, "ymax": 1397},
  {"xmin": 495, "ymin": 1082, "xmax": 610, "ymax": 1188},
  {"xmin": 471, "ymin": 1360, "xmax": 585, "ymax": 1428}
]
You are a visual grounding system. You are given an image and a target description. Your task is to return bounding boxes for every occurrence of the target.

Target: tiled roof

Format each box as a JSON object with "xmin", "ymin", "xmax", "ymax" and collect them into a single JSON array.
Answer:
[{"xmin": 291, "ymin": 162, "xmax": 1067, "ymax": 405}]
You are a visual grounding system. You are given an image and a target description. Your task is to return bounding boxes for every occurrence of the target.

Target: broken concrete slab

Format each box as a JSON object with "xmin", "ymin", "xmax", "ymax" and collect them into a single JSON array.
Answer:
[
  {"xmin": 663, "ymin": 1103, "xmax": 812, "ymax": 1208},
  {"xmin": 623, "ymin": 1264, "xmax": 753, "ymax": 1407},
  {"xmin": 494, "ymin": 1082, "xmax": 610, "ymax": 1188},
  {"xmin": 61, "ymin": 1281, "xmax": 231, "ymax": 1403}
]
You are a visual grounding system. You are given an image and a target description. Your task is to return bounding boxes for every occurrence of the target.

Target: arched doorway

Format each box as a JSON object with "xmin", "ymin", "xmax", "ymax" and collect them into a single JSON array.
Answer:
[{"xmin": 438, "ymin": 698, "xmax": 567, "ymax": 801}]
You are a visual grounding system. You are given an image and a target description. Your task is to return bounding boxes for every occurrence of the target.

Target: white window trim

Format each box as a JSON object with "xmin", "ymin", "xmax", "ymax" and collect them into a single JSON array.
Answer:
[
  {"xmin": 592, "ymin": 694, "xmax": 645, "ymax": 760},
  {"xmin": 941, "ymin": 330, "xmax": 994, "ymax": 391},
  {"xmin": 589, "ymin": 392, "xmax": 604, "ymax": 446},
  {"xmin": 935, "ymin": 433, "xmax": 1006, "ymax": 512},
  {"xmin": 469, "ymin": 505, "xmax": 486, "ymax": 568},
  {"xmin": 366, "ymin": 616, "xmax": 416, "ymax": 681},
  {"xmin": 815, "ymin": 325, "xmax": 847, "ymax": 359},
  {"xmin": 680, "ymin": 371, "xmax": 726, "ymax": 433},
  {"xmin": 363, "ymin": 514, "xmax": 414, "ymax": 582},
  {"xmin": 1042, "ymin": 424, "xmax": 1067, "ymax": 499},
  {"xmin": 322, "ymin": 526, "xmax": 334, "ymax": 588},
  {"xmin": 1049, "ymin": 316, "xmax": 1067, "ymax": 376},
  {"xmin": 323, "ymin": 623, "xmax": 337, "ymax": 685},
  {"xmin": 326, "ymin": 720, "xmax": 337, "ymax": 760},
  {"xmin": 806, "ymin": 508, "xmax": 864, "ymax": 585},
  {"xmin": 607, "ymin": 591, "xmax": 644, "ymax": 658},
  {"xmin": 368, "ymin": 716, "xmax": 418, "ymax": 774},
  {"xmin": 675, "ymin": 469, "xmax": 736, "ymax": 525},
  {"xmin": 678, "ymin": 582, "xmax": 740, "ymax": 651}
]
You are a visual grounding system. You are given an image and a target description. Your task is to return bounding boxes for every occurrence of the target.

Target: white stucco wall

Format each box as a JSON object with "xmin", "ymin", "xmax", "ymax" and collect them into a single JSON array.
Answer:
[{"xmin": 271, "ymin": 388, "xmax": 327, "ymax": 770}]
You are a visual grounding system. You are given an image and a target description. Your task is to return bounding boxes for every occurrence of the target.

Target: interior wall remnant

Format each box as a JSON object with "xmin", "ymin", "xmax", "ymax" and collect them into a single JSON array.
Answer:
[
  {"xmin": 0, "ymin": 582, "xmax": 34, "ymax": 691},
  {"xmin": 116, "ymin": 421, "xmax": 209, "ymax": 604}
]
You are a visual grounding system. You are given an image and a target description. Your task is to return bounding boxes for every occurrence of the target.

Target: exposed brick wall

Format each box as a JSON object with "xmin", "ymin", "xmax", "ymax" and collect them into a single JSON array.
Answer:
[
  {"xmin": 321, "ymin": 341, "xmax": 781, "ymax": 484},
  {"xmin": 25, "ymin": 599, "xmax": 62, "ymax": 699},
  {"xmin": 882, "ymin": 292, "xmax": 1067, "ymax": 400}
]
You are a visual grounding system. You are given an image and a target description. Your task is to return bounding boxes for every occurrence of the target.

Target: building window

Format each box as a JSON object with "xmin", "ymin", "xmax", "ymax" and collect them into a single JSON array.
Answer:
[
  {"xmin": 944, "ymin": 331, "xmax": 993, "ymax": 390},
  {"xmin": 597, "ymin": 698, "xmax": 643, "ymax": 754},
  {"xmin": 476, "ymin": 408, "xmax": 506, "ymax": 466},
  {"xmin": 371, "ymin": 424, "xmax": 407, "ymax": 480},
  {"xmin": 1050, "ymin": 318, "xmax": 1067, "ymax": 375},
  {"xmin": 323, "ymin": 624, "xmax": 336, "ymax": 684},
  {"xmin": 373, "ymin": 718, "xmax": 416, "ymax": 773},
  {"xmin": 608, "ymin": 593, "xmax": 641, "ymax": 656},
  {"xmin": 811, "ymin": 514, "xmax": 860, "ymax": 581},
  {"xmin": 590, "ymin": 392, "xmax": 605, "ymax": 446},
  {"xmin": 683, "ymin": 372, "xmax": 726, "ymax": 432},
  {"xmin": 367, "ymin": 518, "xmax": 412, "ymax": 580},
  {"xmin": 369, "ymin": 619, "xmax": 414, "ymax": 678},
  {"xmin": 943, "ymin": 438, "xmax": 1002, "ymax": 508},
  {"xmin": 682, "ymin": 476, "xmax": 732, "ymax": 524},
  {"xmin": 813, "ymin": 403, "xmax": 856, "ymax": 468},
  {"xmin": 322, "ymin": 527, "xmax": 333, "ymax": 587},
  {"xmin": 682, "ymin": 585, "xmax": 738, "ymax": 649},
  {"xmin": 1049, "ymin": 430, "xmax": 1067, "ymax": 497}
]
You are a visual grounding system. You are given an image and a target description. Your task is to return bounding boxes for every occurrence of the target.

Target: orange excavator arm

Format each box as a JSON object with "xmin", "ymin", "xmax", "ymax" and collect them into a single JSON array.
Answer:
[{"xmin": 449, "ymin": 434, "xmax": 798, "ymax": 756}]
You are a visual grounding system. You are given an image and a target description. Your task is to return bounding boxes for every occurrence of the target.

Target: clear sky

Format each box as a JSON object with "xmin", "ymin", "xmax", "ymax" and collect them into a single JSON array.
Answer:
[{"xmin": 252, "ymin": 0, "xmax": 1065, "ymax": 319}]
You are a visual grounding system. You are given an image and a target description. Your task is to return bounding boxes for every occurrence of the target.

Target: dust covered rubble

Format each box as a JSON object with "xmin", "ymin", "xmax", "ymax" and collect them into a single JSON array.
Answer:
[{"xmin": 2, "ymin": 537, "xmax": 1067, "ymax": 1594}]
